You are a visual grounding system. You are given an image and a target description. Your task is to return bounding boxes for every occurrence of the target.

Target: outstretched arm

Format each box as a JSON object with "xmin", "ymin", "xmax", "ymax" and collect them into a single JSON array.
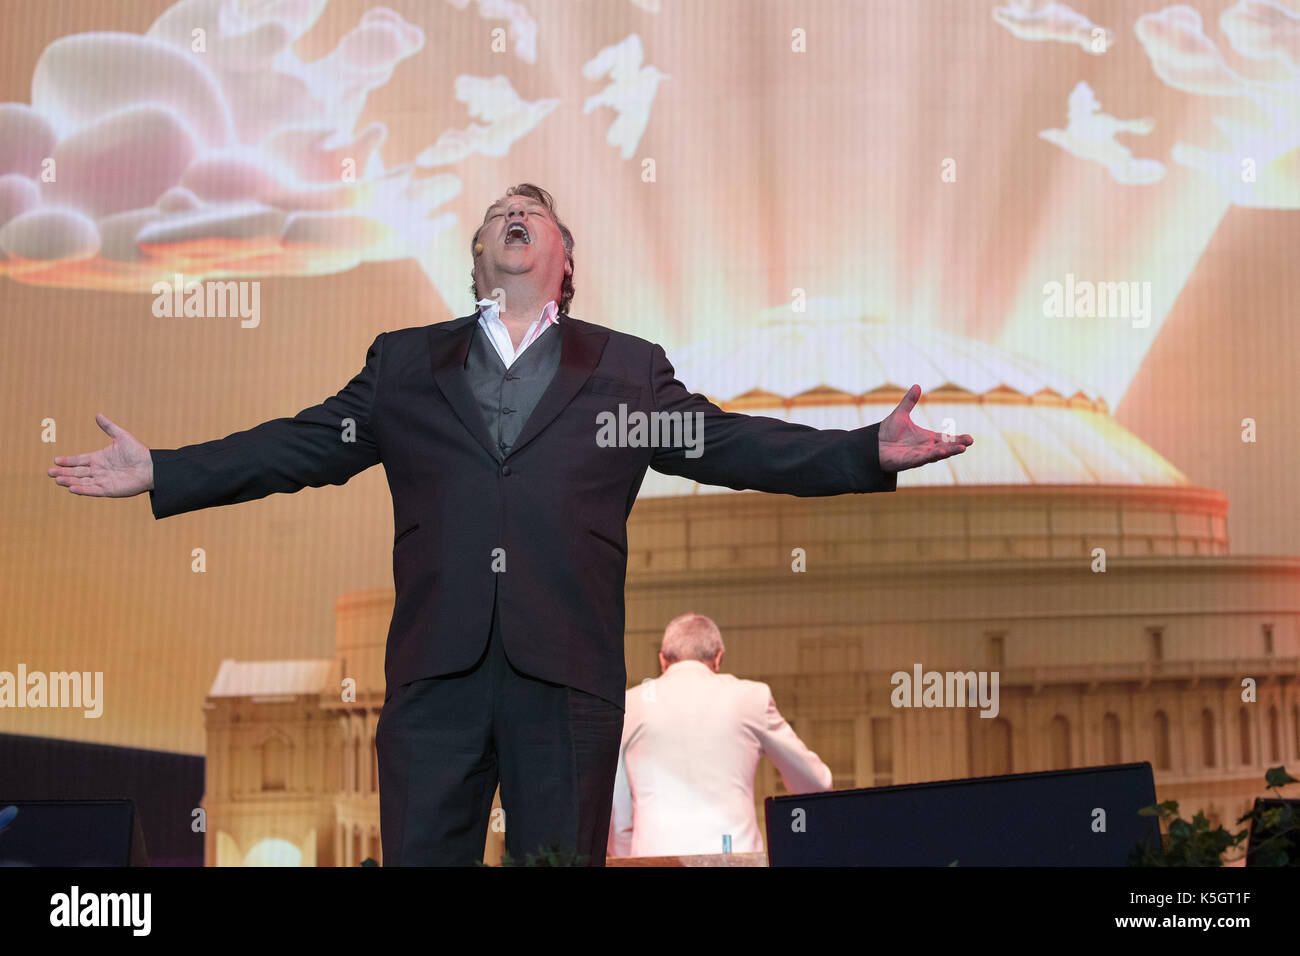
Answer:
[
  {"xmin": 47, "ymin": 333, "xmax": 387, "ymax": 519},
  {"xmin": 647, "ymin": 345, "xmax": 970, "ymax": 495}
]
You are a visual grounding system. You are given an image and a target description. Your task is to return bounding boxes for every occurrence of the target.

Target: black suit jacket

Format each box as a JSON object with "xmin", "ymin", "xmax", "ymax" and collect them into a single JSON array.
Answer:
[{"xmin": 149, "ymin": 313, "xmax": 897, "ymax": 705}]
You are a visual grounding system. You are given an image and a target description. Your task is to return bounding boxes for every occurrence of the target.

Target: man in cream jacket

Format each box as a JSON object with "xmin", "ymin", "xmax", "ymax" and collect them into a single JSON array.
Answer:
[{"xmin": 607, "ymin": 613, "xmax": 833, "ymax": 858}]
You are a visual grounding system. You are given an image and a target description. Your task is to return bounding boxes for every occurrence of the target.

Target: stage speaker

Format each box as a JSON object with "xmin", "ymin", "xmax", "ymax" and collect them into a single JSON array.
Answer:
[
  {"xmin": 0, "ymin": 799, "xmax": 149, "ymax": 866},
  {"xmin": 764, "ymin": 762, "xmax": 1159, "ymax": 866}
]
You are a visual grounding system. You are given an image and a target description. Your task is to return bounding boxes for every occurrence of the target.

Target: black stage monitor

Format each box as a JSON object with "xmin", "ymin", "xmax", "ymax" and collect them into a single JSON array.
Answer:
[
  {"xmin": 765, "ymin": 762, "xmax": 1160, "ymax": 866},
  {"xmin": 0, "ymin": 799, "xmax": 148, "ymax": 866}
]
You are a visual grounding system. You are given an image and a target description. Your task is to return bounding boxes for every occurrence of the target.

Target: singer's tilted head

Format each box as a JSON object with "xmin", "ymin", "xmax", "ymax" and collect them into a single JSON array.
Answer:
[{"xmin": 470, "ymin": 184, "xmax": 575, "ymax": 314}]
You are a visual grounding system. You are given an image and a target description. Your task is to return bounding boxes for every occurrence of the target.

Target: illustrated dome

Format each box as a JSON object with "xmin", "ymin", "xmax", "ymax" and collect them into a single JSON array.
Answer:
[{"xmin": 638, "ymin": 307, "xmax": 1188, "ymax": 497}]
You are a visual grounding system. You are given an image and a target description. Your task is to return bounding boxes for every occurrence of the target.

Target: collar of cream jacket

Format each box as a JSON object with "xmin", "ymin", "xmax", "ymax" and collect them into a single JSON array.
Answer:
[{"xmin": 661, "ymin": 659, "xmax": 716, "ymax": 676}]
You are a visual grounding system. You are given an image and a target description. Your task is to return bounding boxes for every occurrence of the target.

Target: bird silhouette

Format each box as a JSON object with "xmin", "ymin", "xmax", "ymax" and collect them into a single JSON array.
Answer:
[
  {"xmin": 1039, "ymin": 82, "xmax": 1165, "ymax": 184},
  {"xmin": 418, "ymin": 75, "xmax": 560, "ymax": 166},
  {"xmin": 582, "ymin": 34, "xmax": 669, "ymax": 160}
]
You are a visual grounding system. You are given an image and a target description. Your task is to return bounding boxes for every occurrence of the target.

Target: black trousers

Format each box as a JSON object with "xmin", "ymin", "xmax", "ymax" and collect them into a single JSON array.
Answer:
[{"xmin": 375, "ymin": 601, "xmax": 625, "ymax": 866}]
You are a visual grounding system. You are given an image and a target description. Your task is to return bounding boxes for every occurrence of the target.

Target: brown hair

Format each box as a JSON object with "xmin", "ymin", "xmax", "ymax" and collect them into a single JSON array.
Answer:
[{"xmin": 470, "ymin": 183, "xmax": 575, "ymax": 314}]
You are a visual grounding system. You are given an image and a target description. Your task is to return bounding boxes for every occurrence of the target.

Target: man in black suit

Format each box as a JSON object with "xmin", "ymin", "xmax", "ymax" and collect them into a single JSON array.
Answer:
[{"xmin": 48, "ymin": 184, "xmax": 972, "ymax": 866}]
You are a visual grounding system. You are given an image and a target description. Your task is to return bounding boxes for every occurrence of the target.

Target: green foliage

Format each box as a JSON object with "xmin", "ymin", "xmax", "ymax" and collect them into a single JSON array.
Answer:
[
  {"xmin": 1130, "ymin": 802, "xmax": 1247, "ymax": 866},
  {"xmin": 1240, "ymin": 794, "xmax": 1297, "ymax": 868},
  {"xmin": 1130, "ymin": 765, "xmax": 1298, "ymax": 867},
  {"xmin": 1264, "ymin": 766, "xmax": 1299, "ymax": 789},
  {"xmin": 497, "ymin": 843, "xmax": 590, "ymax": 867}
]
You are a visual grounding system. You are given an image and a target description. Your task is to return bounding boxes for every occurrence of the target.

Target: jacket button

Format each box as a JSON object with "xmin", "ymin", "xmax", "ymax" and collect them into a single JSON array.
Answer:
[{"xmin": 501, "ymin": 465, "xmax": 512, "ymax": 476}]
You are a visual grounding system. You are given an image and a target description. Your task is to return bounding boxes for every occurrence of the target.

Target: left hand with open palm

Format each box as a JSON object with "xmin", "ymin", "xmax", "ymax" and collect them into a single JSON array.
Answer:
[{"xmin": 877, "ymin": 384, "xmax": 973, "ymax": 473}]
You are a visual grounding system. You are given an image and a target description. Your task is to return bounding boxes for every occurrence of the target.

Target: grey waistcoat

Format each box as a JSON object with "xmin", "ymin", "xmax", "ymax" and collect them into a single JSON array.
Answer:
[{"xmin": 464, "ymin": 320, "xmax": 563, "ymax": 460}]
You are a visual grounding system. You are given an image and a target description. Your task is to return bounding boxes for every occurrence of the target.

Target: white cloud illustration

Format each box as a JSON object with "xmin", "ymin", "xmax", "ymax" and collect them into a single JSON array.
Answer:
[
  {"xmin": 0, "ymin": 0, "xmax": 459, "ymax": 290},
  {"xmin": 1136, "ymin": 2, "xmax": 1300, "ymax": 207},
  {"xmin": 445, "ymin": 0, "xmax": 540, "ymax": 64},
  {"xmin": 1135, "ymin": 5, "xmax": 1252, "ymax": 95},
  {"xmin": 993, "ymin": 1, "xmax": 1114, "ymax": 55}
]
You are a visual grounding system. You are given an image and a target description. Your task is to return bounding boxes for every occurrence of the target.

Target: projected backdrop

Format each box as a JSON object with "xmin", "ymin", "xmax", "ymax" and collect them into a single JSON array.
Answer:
[{"xmin": 2, "ymin": 0, "xmax": 1297, "ymax": 766}]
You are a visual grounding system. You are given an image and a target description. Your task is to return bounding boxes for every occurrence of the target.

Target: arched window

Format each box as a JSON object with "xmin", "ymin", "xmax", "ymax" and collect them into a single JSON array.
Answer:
[
  {"xmin": 243, "ymin": 837, "xmax": 301, "ymax": 867},
  {"xmin": 1239, "ymin": 707, "xmax": 1253, "ymax": 765},
  {"xmin": 1201, "ymin": 709, "xmax": 1217, "ymax": 768},
  {"xmin": 1153, "ymin": 711, "xmax": 1171, "ymax": 770},
  {"xmin": 1103, "ymin": 713, "xmax": 1121, "ymax": 764},
  {"xmin": 352, "ymin": 736, "xmax": 362, "ymax": 793},
  {"xmin": 261, "ymin": 736, "xmax": 286, "ymax": 791},
  {"xmin": 1267, "ymin": 707, "xmax": 1281, "ymax": 763},
  {"xmin": 1050, "ymin": 715, "xmax": 1071, "ymax": 769}
]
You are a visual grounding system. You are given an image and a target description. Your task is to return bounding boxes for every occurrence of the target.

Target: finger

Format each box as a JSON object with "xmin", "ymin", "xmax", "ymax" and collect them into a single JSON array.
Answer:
[
  {"xmin": 910, "ymin": 439, "xmax": 966, "ymax": 464},
  {"xmin": 52, "ymin": 454, "xmax": 93, "ymax": 467},
  {"xmin": 64, "ymin": 478, "xmax": 105, "ymax": 495},
  {"xmin": 96, "ymin": 414, "xmax": 124, "ymax": 440},
  {"xmin": 48, "ymin": 466, "xmax": 92, "ymax": 478},
  {"xmin": 896, "ymin": 384, "xmax": 920, "ymax": 416}
]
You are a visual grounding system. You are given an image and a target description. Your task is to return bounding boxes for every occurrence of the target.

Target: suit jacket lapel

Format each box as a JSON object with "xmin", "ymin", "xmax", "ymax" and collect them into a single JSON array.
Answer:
[
  {"xmin": 428, "ymin": 314, "xmax": 500, "ymax": 462},
  {"xmin": 509, "ymin": 315, "xmax": 608, "ymax": 459},
  {"xmin": 427, "ymin": 312, "xmax": 610, "ymax": 462}
]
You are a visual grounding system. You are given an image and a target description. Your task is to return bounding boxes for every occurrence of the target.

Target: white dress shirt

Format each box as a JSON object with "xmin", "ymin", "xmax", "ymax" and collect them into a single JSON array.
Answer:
[
  {"xmin": 608, "ymin": 660, "xmax": 834, "ymax": 858},
  {"xmin": 475, "ymin": 298, "xmax": 560, "ymax": 369}
]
